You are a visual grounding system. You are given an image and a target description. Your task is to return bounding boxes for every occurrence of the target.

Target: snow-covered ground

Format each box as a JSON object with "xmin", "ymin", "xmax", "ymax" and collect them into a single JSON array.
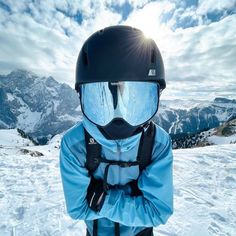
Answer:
[
  {"xmin": 158, "ymin": 144, "xmax": 236, "ymax": 236},
  {"xmin": 208, "ymin": 134, "xmax": 236, "ymax": 145},
  {"xmin": 0, "ymin": 129, "xmax": 34, "ymax": 147},
  {"xmin": 0, "ymin": 130, "xmax": 235, "ymax": 236}
]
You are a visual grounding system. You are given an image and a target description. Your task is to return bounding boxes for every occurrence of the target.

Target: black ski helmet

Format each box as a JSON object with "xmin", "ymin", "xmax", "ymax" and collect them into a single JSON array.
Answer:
[{"xmin": 75, "ymin": 25, "xmax": 166, "ymax": 140}]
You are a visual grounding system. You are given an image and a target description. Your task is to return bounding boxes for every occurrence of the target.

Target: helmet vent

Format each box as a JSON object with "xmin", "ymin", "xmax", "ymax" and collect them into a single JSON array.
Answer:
[
  {"xmin": 132, "ymin": 27, "xmax": 139, "ymax": 31},
  {"xmin": 83, "ymin": 51, "xmax": 88, "ymax": 65},
  {"xmin": 151, "ymin": 49, "xmax": 156, "ymax": 64}
]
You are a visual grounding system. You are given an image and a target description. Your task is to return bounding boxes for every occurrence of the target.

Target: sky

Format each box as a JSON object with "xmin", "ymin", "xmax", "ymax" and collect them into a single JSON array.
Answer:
[{"xmin": 0, "ymin": 0, "xmax": 236, "ymax": 101}]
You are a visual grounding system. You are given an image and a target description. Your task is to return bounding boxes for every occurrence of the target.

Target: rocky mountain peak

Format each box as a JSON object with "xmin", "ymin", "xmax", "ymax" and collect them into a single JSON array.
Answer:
[{"xmin": 0, "ymin": 70, "xmax": 82, "ymax": 144}]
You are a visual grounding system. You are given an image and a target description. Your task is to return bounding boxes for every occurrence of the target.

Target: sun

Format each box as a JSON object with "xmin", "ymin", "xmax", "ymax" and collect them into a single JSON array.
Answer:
[
  {"xmin": 142, "ymin": 26, "xmax": 157, "ymax": 40},
  {"xmin": 124, "ymin": 1, "xmax": 173, "ymax": 51},
  {"xmin": 136, "ymin": 24, "xmax": 169, "ymax": 51}
]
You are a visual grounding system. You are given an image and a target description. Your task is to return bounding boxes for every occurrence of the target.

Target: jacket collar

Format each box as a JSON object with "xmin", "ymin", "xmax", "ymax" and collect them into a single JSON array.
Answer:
[{"xmin": 82, "ymin": 116, "xmax": 142, "ymax": 153}]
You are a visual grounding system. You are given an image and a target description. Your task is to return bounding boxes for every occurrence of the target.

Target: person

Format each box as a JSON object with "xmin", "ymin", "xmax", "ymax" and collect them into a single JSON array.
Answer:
[{"xmin": 59, "ymin": 25, "xmax": 173, "ymax": 236}]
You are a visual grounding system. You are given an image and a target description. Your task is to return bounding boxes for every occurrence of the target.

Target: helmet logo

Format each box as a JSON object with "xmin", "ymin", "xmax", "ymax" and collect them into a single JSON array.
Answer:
[{"xmin": 148, "ymin": 69, "xmax": 156, "ymax": 76}]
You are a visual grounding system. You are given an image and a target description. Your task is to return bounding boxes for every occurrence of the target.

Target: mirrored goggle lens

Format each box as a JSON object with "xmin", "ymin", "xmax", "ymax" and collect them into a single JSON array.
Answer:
[{"xmin": 80, "ymin": 81, "xmax": 159, "ymax": 126}]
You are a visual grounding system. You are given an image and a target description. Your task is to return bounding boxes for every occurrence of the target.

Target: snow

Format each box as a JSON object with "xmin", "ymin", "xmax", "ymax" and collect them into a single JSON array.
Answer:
[
  {"xmin": 161, "ymin": 98, "xmax": 236, "ymax": 111},
  {"xmin": 214, "ymin": 108, "xmax": 232, "ymax": 123},
  {"xmin": 53, "ymin": 100, "xmax": 60, "ymax": 111},
  {"xmin": 169, "ymin": 111, "xmax": 179, "ymax": 134},
  {"xmin": 45, "ymin": 86, "xmax": 58, "ymax": 97},
  {"xmin": 6, "ymin": 93, "xmax": 14, "ymax": 101},
  {"xmin": 59, "ymin": 114, "xmax": 83, "ymax": 123},
  {"xmin": 208, "ymin": 134, "xmax": 236, "ymax": 145},
  {"xmin": 161, "ymin": 99, "xmax": 207, "ymax": 110},
  {"xmin": 0, "ymin": 129, "xmax": 34, "ymax": 147},
  {"xmin": 157, "ymin": 144, "xmax": 236, "ymax": 236},
  {"xmin": 0, "ymin": 130, "xmax": 235, "ymax": 235},
  {"xmin": 16, "ymin": 96, "xmax": 42, "ymax": 132}
]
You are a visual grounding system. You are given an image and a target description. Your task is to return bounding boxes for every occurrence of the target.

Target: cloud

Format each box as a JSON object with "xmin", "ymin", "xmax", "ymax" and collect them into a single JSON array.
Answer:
[
  {"xmin": 197, "ymin": 0, "xmax": 236, "ymax": 15},
  {"xmin": 0, "ymin": 0, "xmax": 235, "ymax": 100},
  {"xmin": 121, "ymin": 1, "xmax": 236, "ymax": 100},
  {"xmin": 0, "ymin": 10, "xmax": 75, "ymax": 82},
  {"xmin": 161, "ymin": 14, "xmax": 236, "ymax": 100},
  {"xmin": 162, "ymin": 0, "xmax": 236, "ymax": 30},
  {"xmin": 0, "ymin": 0, "xmax": 121, "ymax": 86},
  {"xmin": 167, "ymin": 6, "xmax": 202, "ymax": 30}
]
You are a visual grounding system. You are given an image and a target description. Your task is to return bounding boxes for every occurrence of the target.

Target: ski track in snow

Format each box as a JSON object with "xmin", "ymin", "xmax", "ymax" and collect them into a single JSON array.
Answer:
[
  {"xmin": 0, "ymin": 132, "xmax": 235, "ymax": 236},
  {"xmin": 156, "ymin": 144, "xmax": 236, "ymax": 236},
  {"xmin": 0, "ymin": 133, "xmax": 86, "ymax": 236}
]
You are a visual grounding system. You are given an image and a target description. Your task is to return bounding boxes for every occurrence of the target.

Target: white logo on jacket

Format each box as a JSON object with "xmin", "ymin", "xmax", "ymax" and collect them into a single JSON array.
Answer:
[{"xmin": 89, "ymin": 138, "xmax": 97, "ymax": 144}]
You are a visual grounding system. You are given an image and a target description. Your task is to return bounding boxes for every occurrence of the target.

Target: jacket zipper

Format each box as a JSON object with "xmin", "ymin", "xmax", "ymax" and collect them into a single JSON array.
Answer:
[
  {"xmin": 115, "ymin": 142, "xmax": 121, "ymax": 236},
  {"xmin": 116, "ymin": 142, "xmax": 121, "ymax": 158}
]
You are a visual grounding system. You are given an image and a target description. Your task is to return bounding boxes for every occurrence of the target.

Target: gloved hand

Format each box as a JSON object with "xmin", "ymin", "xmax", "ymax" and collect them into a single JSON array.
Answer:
[{"xmin": 86, "ymin": 177, "xmax": 107, "ymax": 212}]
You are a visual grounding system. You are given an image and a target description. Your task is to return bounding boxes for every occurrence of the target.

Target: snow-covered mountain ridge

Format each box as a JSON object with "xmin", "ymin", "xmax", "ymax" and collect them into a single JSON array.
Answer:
[
  {"xmin": 0, "ymin": 130, "xmax": 235, "ymax": 235},
  {"xmin": 0, "ymin": 69, "xmax": 82, "ymax": 144},
  {"xmin": 156, "ymin": 97, "xmax": 236, "ymax": 135},
  {"xmin": 172, "ymin": 118, "xmax": 236, "ymax": 149},
  {"xmin": 1, "ymin": 70, "xmax": 235, "ymax": 145}
]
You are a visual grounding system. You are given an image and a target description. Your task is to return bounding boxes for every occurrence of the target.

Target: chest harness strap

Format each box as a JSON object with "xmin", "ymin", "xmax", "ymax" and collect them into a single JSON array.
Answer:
[{"xmin": 85, "ymin": 121, "xmax": 156, "ymax": 236}]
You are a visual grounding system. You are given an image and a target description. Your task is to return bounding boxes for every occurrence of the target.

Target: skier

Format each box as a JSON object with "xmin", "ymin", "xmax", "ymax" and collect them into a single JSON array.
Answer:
[{"xmin": 60, "ymin": 25, "xmax": 173, "ymax": 236}]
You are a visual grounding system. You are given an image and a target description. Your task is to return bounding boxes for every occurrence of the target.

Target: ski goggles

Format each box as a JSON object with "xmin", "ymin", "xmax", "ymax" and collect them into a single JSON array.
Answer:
[{"xmin": 79, "ymin": 81, "xmax": 159, "ymax": 126}]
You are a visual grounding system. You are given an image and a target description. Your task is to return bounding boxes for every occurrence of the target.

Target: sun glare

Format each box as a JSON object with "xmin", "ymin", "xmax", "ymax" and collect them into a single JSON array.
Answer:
[
  {"xmin": 137, "ymin": 24, "xmax": 171, "ymax": 53},
  {"xmin": 142, "ymin": 27, "xmax": 156, "ymax": 39}
]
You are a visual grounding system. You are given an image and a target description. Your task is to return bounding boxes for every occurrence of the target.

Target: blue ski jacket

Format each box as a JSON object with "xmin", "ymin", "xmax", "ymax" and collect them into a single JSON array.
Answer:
[{"xmin": 59, "ymin": 117, "xmax": 173, "ymax": 236}]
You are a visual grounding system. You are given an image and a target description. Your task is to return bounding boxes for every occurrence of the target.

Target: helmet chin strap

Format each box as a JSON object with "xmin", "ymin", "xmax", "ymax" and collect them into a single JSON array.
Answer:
[{"xmin": 98, "ymin": 118, "xmax": 149, "ymax": 140}]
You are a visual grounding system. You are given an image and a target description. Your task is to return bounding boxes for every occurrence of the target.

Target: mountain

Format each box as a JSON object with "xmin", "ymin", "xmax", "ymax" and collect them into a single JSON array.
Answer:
[
  {"xmin": 0, "ymin": 70, "xmax": 235, "ymax": 145},
  {"xmin": 155, "ymin": 97, "xmax": 236, "ymax": 135},
  {"xmin": 171, "ymin": 118, "xmax": 236, "ymax": 149},
  {"xmin": 0, "ymin": 69, "xmax": 82, "ymax": 144},
  {"xmin": 0, "ymin": 129, "xmax": 235, "ymax": 235},
  {"xmin": 207, "ymin": 117, "xmax": 236, "ymax": 145}
]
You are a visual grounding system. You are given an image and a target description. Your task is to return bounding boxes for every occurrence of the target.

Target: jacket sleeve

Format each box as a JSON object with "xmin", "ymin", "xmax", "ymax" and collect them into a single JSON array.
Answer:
[
  {"xmin": 99, "ymin": 136, "xmax": 174, "ymax": 227},
  {"xmin": 59, "ymin": 137, "xmax": 102, "ymax": 220}
]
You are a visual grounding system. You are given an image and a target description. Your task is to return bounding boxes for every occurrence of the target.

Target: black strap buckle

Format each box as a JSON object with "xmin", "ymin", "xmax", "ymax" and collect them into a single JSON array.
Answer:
[{"xmin": 118, "ymin": 162, "xmax": 133, "ymax": 167}]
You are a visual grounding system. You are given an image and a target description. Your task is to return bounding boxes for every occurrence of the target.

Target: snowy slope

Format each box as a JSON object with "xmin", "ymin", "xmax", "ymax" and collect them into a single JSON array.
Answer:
[
  {"xmin": 0, "ymin": 129, "xmax": 34, "ymax": 147},
  {"xmin": 208, "ymin": 118, "xmax": 236, "ymax": 145},
  {"xmin": 208, "ymin": 134, "xmax": 236, "ymax": 145},
  {"xmin": 0, "ymin": 130, "xmax": 235, "ymax": 235},
  {"xmin": 172, "ymin": 118, "xmax": 236, "ymax": 149},
  {"xmin": 157, "ymin": 144, "xmax": 236, "ymax": 236}
]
